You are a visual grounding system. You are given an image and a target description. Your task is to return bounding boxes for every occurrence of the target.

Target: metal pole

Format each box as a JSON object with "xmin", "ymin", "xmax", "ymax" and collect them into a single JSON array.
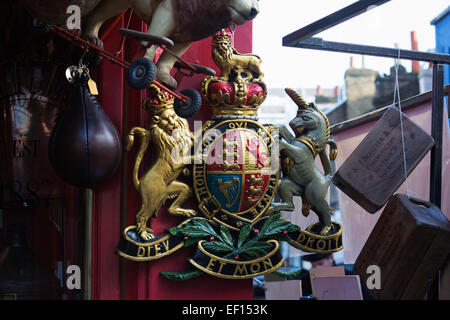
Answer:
[
  {"xmin": 430, "ymin": 64, "xmax": 444, "ymax": 208},
  {"xmin": 428, "ymin": 63, "xmax": 444, "ymax": 300},
  {"xmin": 283, "ymin": 0, "xmax": 391, "ymax": 46},
  {"xmin": 284, "ymin": 38, "xmax": 450, "ymax": 64}
]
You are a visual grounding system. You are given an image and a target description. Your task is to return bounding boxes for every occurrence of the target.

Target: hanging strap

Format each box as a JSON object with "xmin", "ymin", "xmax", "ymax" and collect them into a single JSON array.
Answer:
[{"xmin": 392, "ymin": 48, "xmax": 414, "ymax": 199}]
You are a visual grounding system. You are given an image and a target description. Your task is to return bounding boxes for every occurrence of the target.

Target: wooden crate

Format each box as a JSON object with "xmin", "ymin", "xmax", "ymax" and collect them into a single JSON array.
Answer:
[
  {"xmin": 332, "ymin": 106, "xmax": 434, "ymax": 213},
  {"xmin": 355, "ymin": 194, "xmax": 450, "ymax": 299}
]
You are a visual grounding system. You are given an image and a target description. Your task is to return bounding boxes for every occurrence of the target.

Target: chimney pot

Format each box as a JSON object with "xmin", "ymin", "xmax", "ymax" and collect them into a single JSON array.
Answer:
[
  {"xmin": 316, "ymin": 85, "xmax": 322, "ymax": 95},
  {"xmin": 411, "ymin": 31, "xmax": 420, "ymax": 73}
]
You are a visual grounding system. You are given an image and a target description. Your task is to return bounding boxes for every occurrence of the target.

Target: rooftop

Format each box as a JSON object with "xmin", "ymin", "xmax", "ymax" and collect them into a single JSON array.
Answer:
[{"xmin": 431, "ymin": 6, "xmax": 450, "ymax": 25}]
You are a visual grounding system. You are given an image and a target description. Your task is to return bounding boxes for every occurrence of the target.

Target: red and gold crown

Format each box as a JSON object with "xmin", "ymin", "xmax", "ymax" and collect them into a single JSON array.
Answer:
[
  {"xmin": 143, "ymin": 84, "xmax": 175, "ymax": 116},
  {"xmin": 201, "ymin": 30, "xmax": 267, "ymax": 118}
]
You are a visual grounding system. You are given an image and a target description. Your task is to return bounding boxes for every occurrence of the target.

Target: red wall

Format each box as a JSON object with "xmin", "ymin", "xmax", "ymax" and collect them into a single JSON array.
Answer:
[{"xmin": 91, "ymin": 14, "xmax": 254, "ymax": 300}]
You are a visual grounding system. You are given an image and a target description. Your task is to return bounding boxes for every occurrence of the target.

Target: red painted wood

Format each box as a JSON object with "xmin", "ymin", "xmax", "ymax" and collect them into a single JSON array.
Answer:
[
  {"xmin": 90, "ymin": 16, "xmax": 254, "ymax": 299},
  {"xmin": 123, "ymin": 18, "xmax": 149, "ymax": 301},
  {"xmin": 90, "ymin": 17, "xmax": 125, "ymax": 300}
]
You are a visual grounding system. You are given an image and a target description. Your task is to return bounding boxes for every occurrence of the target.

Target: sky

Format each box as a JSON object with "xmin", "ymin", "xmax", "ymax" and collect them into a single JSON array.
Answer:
[{"xmin": 253, "ymin": 0, "xmax": 449, "ymax": 90}]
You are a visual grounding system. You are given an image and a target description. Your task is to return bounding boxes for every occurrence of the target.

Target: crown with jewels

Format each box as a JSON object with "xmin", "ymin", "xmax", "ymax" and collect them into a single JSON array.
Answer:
[
  {"xmin": 201, "ymin": 29, "xmax": 267, "ymax": 118},
  {"xmin": 144, "ymin": 84, "xmax": 175, "ymax": 116}
]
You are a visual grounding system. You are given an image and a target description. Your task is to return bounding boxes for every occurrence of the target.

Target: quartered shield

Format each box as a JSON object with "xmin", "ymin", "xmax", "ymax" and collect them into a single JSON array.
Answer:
[{"xmin": 193, "ymin": 119, "xmax": 279, "ymax": 231}]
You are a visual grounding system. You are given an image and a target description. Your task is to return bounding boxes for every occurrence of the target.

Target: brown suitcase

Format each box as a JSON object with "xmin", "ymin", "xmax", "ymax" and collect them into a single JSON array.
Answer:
[
  {"xmin": 332, "ymin": 106, "xmax": 434, "ymax": 213},
  {"xmin": 355, "ymin": 194, "xmax": 450, "ymax": 299}
]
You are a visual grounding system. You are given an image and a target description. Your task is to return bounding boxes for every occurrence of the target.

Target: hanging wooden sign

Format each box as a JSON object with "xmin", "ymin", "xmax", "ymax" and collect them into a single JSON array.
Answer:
[
  {"xmin": 332, "ymin": 106, "xmax": 434, "ymax": 213},
  {"xmin": 355, "ymin": 194, "xmax": 450, "ymax": 299}
]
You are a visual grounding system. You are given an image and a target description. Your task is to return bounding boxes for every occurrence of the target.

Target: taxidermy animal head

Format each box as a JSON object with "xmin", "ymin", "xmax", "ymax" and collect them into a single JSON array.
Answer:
[{"xmin": 83, "ymin": 0, "xmax": 260, "ymax": 88}]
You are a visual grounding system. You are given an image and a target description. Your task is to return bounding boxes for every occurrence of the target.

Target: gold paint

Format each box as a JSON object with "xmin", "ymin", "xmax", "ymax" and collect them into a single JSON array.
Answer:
[
  {"xmin": 122, "ymin": 225, "xmax": 171, "ymax": 247},
  {"xmin": 211, "ymin": 30, "xmax": 264, "ymax": 83},
  {"xmin": 137, "ymin": 246, "xmax": 146, "ymax": 257},
  {"xmin": 127, "ymin": 85, "xmax": 196, "ymax": 240},
  {"xmin": 305, "ymin": 236, "xmax": 315, "ymax": 248},
  {"xmin": 194, "ymin": 121, "xmax": 279, "ymax": 215},
  {"xmin": 247, "ymin": 175, "xmax": 263, "ymax": 185},
  {"xmin": 248, "ymin": 185, "xmax": 262, "ymax": 196},
  {"xmin": 286, "ymin": 221, "xmax": 344, "ymax": 254},
  {"xmin": 154, "ymin": 243, "xmax": 162, "ymax": 255},
  {"xmin": 200, "ymin": 30, "xmax": 267, "ymax": 117},
  {"xmin": 217, "ymin": 177, "xmax": 240, "ymax": 208},
  {"xmin": 206, "ymin": 258, "xmax": 217, "ymax": 272},
  {"xmin": 217, "ymin": 261, "xmax": 226, "ymax": 274},
  {"xmin": 317, "ymin": 239, "xmax": 327, "ymax": 250},
  {"xmin": 117, "ymin": 242, "xmax": 185, "ymax": 262},
  {"xmin": 296, "ymin": 233, "xmax": 306, "ymax": 243},
  {"xmin": 118, "ymin": 217, "xmax": 204, "ymax": 262},
  {"xmin": 193, "ymin": 120, "xmax": 280, "ymax": 233},
  {"xmin": 219, "ymin": 163, "xmax": 240, "ymax": 171},
  {"xmin": 250, "ymin": 263, "xmax": 261, "ymax": 274},
  {"xmin": 188, "ymin": 240, "xmax": 284, "ymax": 279},
  {"xmin": 262, "ymin": 259, "xmax": 273, "ymax": 271},
  {"xmin": 296, "ymin": 136, "xmax": 320, "ymax": 158},
  {"xmin": 234, "ymin": 264, "xmax": 249, "ymax": 276}
]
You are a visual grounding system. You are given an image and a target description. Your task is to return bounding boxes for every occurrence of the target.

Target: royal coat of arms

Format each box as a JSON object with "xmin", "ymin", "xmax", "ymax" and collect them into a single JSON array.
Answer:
[{"xmin": 117, "ymin": 30, "xmax": 343, "ymax": 280}]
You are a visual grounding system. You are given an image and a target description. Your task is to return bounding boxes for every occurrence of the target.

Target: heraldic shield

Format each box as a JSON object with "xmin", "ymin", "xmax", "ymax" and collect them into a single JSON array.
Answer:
[{"xmin": 194, "ymin": 120, "xmax": 279, "ymax": 231}]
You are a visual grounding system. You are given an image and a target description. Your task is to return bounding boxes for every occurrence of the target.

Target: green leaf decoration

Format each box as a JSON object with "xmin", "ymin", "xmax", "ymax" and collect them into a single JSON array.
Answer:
[
  {"xmin": 239, "ymin": 241, "xmax": 273, "ymax": 258},
  {"xmin": 219, "ymin": 225, "xmax": 234, "ymax": 248},
  {"xmin": 168, "ymin": 226, "xmax": 183, "ymax": 237},
  {"xmin": 184, "ymin": 238, "xmax": 200, "ymax": 247},
  {"xmin": 259, "ymin": 213, "xmax": 281, "ymax": 236},
  {"xmin": 191, "ymin": 219, "xmax": 220, "ymax": 237},
  {"xmin": 287, "ymin": 223, "xmax": 301, "ymax": 233},
  {"xmin": 202, "ymin": 241, "xmax": 234, "ymax": 253},
  {"xmin": 237, "ymin": 224, "xmax": 251, "ymax": 248},
  {"xmin": 180, "ymin": 219, "xmax": 219, "ymax": 239},
  {"xmin": 180, "ymin": 226, "xmax": 211, "ymax": 238},
  {"xmin": 264, "ymin": 220, "xmax": 291, "ymax": 236},
  {"xmin": 272, "ymin": 268, "xmax": 303, "ymax": 280},
  {"xmin": 160, "ymin": 269, "xmax": 203, "ymax": 281}
]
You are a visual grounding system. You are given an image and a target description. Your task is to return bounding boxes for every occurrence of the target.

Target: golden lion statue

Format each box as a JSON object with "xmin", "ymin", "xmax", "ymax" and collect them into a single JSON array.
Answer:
[
  {"xmin": 127, "ymin": 86, "xmax": 196, "ymax": 240},
  {"xmin": 212, "ymin": 30, "xmax": 263, "ymax": 82},
  {"xmin": 83, "ymin": 0, "xmax": 260, "ymax": 88}
]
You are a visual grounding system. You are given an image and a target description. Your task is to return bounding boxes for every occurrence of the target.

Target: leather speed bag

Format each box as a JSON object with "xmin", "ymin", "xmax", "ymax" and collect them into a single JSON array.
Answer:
[{"xmin": 48, "ymin": 72, "xmax": 121, "ymax": 188}]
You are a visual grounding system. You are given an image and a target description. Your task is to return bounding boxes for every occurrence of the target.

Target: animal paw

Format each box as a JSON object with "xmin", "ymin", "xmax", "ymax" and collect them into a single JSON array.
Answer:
[
  {"xmin": 182, "ymin": 209, "xmax": 197, "ymax": 217},
  {"xmin": 170, "ymin": 209, "xmax": 197, "ymax": 218},
  {"xmin": 319, "ymin": 225, "xmax": 332, "ymax": 235},
  {"xmin": 140, "ymin": 230, "xmax": 156, "ymax": 241}
]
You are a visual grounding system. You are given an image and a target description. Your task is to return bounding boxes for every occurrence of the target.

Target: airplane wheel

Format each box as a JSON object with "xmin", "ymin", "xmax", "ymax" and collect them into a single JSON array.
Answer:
[
  {"xmin": 174, "ymin": 88, "xmax": 202, "ymax": 118},
  {"xmin": 127, "ymin": 57, "xmax": 156, "ymax": 89}
]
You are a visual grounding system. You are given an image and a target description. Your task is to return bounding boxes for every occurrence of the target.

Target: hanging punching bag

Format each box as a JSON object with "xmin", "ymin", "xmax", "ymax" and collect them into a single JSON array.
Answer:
[{"xmin": 48, "ymin": 68, "xmax": 121, "ymax": 188}]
